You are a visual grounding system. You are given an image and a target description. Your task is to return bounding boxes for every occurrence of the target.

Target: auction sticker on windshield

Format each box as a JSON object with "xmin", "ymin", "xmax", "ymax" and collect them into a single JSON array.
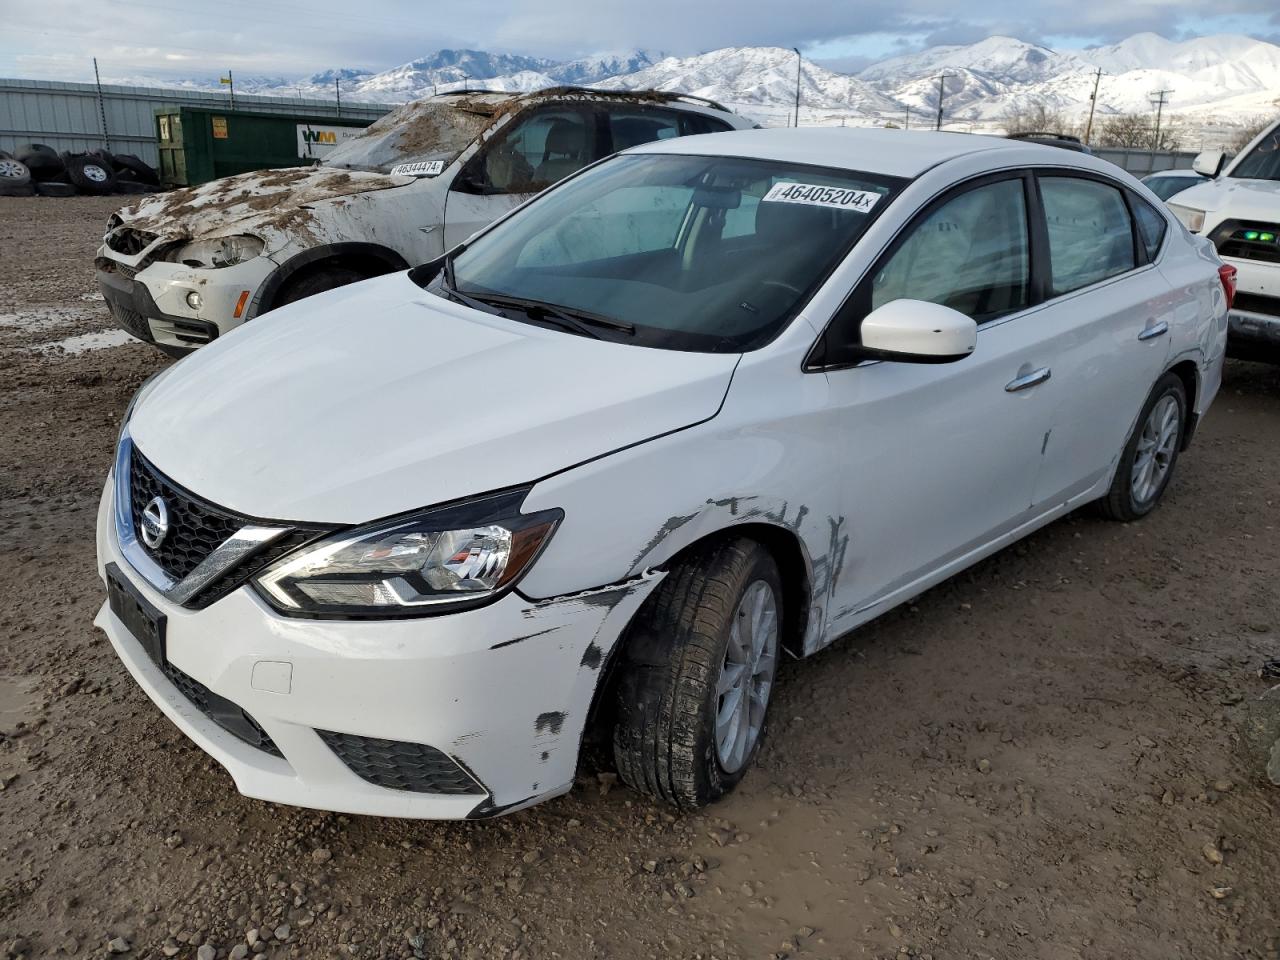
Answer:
[
  {"xmin": 390, "ymin": 160, "xmax": 446, "ymax": 177},
  {"xmin": 762, "ymin": 182, "xmax": 881, "ymax": 212}
]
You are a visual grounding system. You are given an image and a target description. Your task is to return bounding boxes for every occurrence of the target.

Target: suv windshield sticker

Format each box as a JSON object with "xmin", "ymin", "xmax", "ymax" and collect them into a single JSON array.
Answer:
[
  {"xmin": 390, "ymin": 160, "xmax": 446, "ymax": 177},
  {"xmin": 762, "ymin": 181, "xmax": 881, "ymax": 212}
]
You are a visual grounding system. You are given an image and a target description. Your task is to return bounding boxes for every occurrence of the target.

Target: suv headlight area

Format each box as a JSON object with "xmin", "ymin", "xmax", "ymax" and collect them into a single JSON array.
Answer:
[
  {"xmin": 253, "ymin": 489, "xmax": 562, "ymax": 618},
  {"xmin": 171, "ymin": 235, "xmax": 265, "ymax": 268},
  {"xmin": 1169, "ymin": 204, "xmax": 1206, "ymax": 234}
]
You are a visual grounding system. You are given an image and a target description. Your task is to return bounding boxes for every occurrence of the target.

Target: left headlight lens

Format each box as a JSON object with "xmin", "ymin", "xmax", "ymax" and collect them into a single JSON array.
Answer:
[
  {"xmin": 171, "ymin": 235, "xmax": 264, "ymax": 268},
  {"xmin": 253, "ymin": 495, "xmax": 561, "ymax": 618},
  {"xmin": 1169, "ymin": 204, "xmax": 1205, "ymax": 234}
]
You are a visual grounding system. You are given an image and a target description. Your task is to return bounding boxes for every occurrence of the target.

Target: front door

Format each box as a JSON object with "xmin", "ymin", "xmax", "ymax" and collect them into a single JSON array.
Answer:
[
  {"xmin": 819, "ymin": 175, "xmax": 1058, "ymax": 630},
  {"xmin": 443, "ymin": 105, "xmax": 598, "ymax": 249}
]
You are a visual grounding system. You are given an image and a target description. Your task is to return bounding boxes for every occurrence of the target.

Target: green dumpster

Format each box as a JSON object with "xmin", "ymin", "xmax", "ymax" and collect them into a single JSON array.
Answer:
[{"xmin": 155, "ymin": 108, "xmax": 375, "ymax": 187}]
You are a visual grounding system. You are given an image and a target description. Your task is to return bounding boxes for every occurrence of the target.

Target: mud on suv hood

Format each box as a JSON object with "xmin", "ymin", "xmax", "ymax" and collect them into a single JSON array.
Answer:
[
  {"xmin": 113, "ymin": 166, "xmax": 414, "ymax": 245},
  {"xmin": 126, "ymin": 272, "xmax": 740, "ymax": 524}
]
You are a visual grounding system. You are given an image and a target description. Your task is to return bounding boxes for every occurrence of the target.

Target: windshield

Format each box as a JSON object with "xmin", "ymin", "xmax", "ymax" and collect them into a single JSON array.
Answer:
[
  {"xmin": 322, "ymin": 99, "xmax": 493, "ymax": 174},
  {"xmin": 438, "ymin": 153, "xmax": 903, "ymax": 352},
  {"xmin": 1232, "ymin": 124, "xmax": 1280, "ymax": 181}
]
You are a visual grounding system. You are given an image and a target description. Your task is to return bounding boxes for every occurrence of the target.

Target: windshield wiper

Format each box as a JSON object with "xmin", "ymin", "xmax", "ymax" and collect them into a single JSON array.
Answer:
[{"xmin": 467, "ymin": 292, "xmax": 634, "ymax": 339}]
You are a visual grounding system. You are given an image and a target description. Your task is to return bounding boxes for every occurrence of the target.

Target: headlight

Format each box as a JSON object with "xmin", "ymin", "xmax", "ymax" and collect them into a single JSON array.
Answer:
[
  {"xmin": 171, "ymin": 235, "xmax": 264, "ymax": 268},
  {"xmin": 1169, "ymin": 204, "xmax": 1205, "ymax": 234},
  {"xmin": 253, "ymin": 491, "xmax": 561, "ymax": 617}
]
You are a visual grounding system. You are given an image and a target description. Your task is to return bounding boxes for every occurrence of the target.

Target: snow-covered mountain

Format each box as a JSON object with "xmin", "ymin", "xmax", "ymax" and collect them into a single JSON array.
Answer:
[{"xmin": 108, "ymin": 34, "xmax": 1280, "ymax": 139}]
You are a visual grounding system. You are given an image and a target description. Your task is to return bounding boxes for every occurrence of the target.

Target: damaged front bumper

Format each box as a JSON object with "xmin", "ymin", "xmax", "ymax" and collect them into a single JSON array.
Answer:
[
  {"xmin": 93, "ymin": 480, "xmax": 662, "ymax": 819},
  {"xmin": 96, "ymin": 254, "xmax": 277, "ymax": 355}
]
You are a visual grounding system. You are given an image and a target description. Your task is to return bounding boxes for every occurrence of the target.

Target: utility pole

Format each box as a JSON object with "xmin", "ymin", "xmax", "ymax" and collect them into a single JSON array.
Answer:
[
  {"xmin": 904, "ymin": 107, "xmax": 910, "ymax": 129},
  {"xmin": 793, "ymin": 48, "xmax": 802, "ymax": 128},
  {"xmin": 1150, "ymin": 88, "xmax": 1171, "ymax": 151},
  {"xmin": 92, "ymin": 57, "xmax": 111, "ymax": 151},
  {"xmin": 335, "ymin": 76, "xmax": 341, "ymax": 117},
  {"xmin": 1083, "ymin": 67, "xmax": 1103, "ymax": 145},
  {"xmin": 934, "ymin": 74, "xmax": 951, "ymax": 131}
]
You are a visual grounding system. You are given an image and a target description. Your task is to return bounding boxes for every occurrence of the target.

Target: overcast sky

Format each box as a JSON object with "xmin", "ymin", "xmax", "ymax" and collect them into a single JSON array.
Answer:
[{"xmin": 3, "ymin": 0, "xmax": 1278, "ymax": 81}]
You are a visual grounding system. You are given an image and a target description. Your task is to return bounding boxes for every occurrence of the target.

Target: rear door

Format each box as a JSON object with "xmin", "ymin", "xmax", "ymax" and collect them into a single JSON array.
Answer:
[
  {"xmin": 442, "ymin": 104, "xmax": 601, "ymax": 248},
  {"xmin": 1028, "ymin": 172, "xmax": 1174, "ymax": 507}
]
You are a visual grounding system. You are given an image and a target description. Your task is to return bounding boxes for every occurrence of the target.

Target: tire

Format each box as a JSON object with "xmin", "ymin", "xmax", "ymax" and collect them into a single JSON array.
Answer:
[
  {"xmin": 1098, "ymin": 372, "xmax": 1187, "ymax": 521},
  {"xmin": 63, "ymin": 153, "xmax": 117, "ymax": 194},
  {"xmin": 112, "ymin": 153, "xmax": 160, "ymax": 186},
  {"xmin": 0, "ymin": 155, "xmax": 33, "ymax": 196},
  {"xmin": 612, "ymin": 537, "xmax": 783, "ymax": 808},
  {"xmin": 35, "ymin": 181, "xmax": 76, "ymax": 198},
  {"xmin": 14, "ymin": 143, "xmax": 63, "ymax": 181},
  {"xmin": 276, "ymin": 266, "xmax": 367, "ymax": 306}
]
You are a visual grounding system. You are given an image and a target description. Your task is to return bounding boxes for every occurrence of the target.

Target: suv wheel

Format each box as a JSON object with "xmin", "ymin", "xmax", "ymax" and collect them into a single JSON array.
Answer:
[
  {"xmin": 1099, "ymin": 372, "xmax": 1187, "ymax": 521},
  {"xmin": 613, "ymin": 538, "xmax": 781, "ymax": 808}
]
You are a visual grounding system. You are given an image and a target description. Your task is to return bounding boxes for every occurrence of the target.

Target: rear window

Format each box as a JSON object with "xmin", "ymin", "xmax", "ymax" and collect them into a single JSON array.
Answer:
[{"xmin": 322, "ymin": 100, "xmax": 492, "ymax": 174}]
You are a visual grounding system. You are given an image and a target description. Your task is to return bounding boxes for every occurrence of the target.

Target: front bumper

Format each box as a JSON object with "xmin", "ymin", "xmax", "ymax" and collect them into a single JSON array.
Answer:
[
  {"xmin": 96, "ymin": 255, "xmax": 277, "ymax": 354},
  {"xmin": 94, "ymin": 478, "xmax": 660, "ymax": 818},
  {"xmin": 1224, "ymin": 256, "xmax": 1280, "ymax": 358}
]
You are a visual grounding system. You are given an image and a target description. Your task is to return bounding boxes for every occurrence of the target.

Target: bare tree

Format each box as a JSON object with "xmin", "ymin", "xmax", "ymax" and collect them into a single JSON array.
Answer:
[
  {"xmin": 1229, "ymin": 114, "xmax": 1276, "ymax": 153},
  {"xmin": 1096, "ymin": 112, "xmax": 1152, "ymax": 148},
  {"xmin": 1004, "ymin": 102, "xmax": 1075, "ymax": 136}
]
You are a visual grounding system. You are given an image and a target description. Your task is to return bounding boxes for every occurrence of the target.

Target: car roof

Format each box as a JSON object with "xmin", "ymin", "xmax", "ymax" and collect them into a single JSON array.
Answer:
[
  {"xmin": 1143, "ymin": 170, "xmax": 1200, "ymax": 178},
  {"xmin": 624, "ymin": 127, "xmax": 1051, "ymax": 178},
  {"xmin": 422, "ymin": 86, "xmax": 740, "ymax": 118}
]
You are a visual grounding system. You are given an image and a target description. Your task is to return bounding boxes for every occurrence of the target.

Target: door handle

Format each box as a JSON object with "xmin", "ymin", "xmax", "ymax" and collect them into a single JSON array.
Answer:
[
  {"xmin": 1138, "ymin": 320, "xmax": 1170, "ymax": 341},
  {"xmin": 1005, "ymin": 367, "xmax": 1052, "ymax": 392}
]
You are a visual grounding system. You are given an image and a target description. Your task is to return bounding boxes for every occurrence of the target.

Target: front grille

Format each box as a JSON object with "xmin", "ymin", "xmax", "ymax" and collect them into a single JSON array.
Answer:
[
  {"xmin": 130, "ymin": 448, "xmax": 242, "ymax": 580},
  {"xmin": 106, "ymin": 227, "xmax": 158, "ymax": 256},
  {"xmin": 1234, "ymin": 292, "xmax": 1280, "ymax": 318},
  {"xmin": 106, "ymin": 299, "xmax": 152, "ymax": 341},
  {"xmin": 317, "ymin": 730, "xmax": 485, "ymax": 795},
  {"xmin": 164, "ymin": 661, "xmax": 283, "ymax": 757}
]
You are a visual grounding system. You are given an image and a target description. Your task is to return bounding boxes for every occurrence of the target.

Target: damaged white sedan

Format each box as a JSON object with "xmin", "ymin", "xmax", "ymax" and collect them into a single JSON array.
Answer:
[
  {"xmin": 94, "ymin": 88, "xmax": 750, "ymax": 356},
  {"xmin": 96, "ymin": 128, "xmax": 1231, "ymax": 818}
]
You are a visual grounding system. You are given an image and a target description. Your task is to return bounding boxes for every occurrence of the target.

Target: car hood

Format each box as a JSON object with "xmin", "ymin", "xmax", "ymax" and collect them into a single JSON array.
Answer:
[
  {"xmin": 1172, "ymin": 177, "xmax": 1280, "ymax": 219},
  {"xmin": 115, "ymin": 166, "xmax": 414, "ymax": 243},
  {"xmin": 127, "ymin": 273, "xmax": 740, "ymax": 524}
]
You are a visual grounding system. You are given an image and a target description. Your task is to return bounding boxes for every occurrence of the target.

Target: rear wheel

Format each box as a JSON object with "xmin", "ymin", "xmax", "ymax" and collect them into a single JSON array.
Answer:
[
  {"xmin": 1099, "ymin": 372, "xmax": 1187, "ymax": 521},
  {"xmin": 612, "ymin": 538, "xmax": 782, "ymax": 808}
]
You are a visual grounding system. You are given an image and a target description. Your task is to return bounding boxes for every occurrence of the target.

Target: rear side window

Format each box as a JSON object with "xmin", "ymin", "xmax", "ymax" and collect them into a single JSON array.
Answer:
[
  {"xmin": 1131, "ymin": 195, "xmax": 1168, "ymax": 261},
  {"xmin": 1040, "ymin": 177, "xmax": 1136, "ymax": 295},
  {"xmin": 605, "ymin": 108, "xmax": 681, "ymax": 152},
  {"xmin": 870, "ymin": 178, "xmax": 1030, "ymax": 323},
  {"xmin": 679, "ymin": 112, "xmax": 734, "ymax": 136}
]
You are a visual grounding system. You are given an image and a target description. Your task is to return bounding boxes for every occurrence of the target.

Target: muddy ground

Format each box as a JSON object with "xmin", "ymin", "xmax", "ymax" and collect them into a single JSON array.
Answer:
[{"xmin": 1, "ymin": 196, "xmax": 1278, "ymax": 960}]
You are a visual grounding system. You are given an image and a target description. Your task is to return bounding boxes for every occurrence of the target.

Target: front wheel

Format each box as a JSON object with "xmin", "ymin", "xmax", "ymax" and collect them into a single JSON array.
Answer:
[
  {"xmin": 1099, "ymin": 372, "xmax": 1187, "ymax": 521},
  {"xmin": 612, "ymin": 538, "xmax": 782, "ymax": 808}
]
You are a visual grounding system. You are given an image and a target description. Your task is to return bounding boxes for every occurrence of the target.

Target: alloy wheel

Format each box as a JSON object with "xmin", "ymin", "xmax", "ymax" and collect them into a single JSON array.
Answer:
[
  {"xmin": 715, "ymin": 579, "xmax": 779, "ymax": 773},
  {"xmin": 1131, "ymin": 394, "xmax": 1180, "ymax": 505}
]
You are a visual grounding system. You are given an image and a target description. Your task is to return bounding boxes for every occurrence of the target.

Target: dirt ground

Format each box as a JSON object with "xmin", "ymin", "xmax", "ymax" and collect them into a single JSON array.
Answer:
[{"xmin": 1, "ymin": 195, "xmax": 1278, "ymax": 960}]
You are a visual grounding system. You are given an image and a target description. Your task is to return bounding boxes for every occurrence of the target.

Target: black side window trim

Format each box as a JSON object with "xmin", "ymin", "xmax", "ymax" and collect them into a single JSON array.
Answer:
[{"xmin": 806, "ymin": 169, "xmax": 1038, "ymax": 371}]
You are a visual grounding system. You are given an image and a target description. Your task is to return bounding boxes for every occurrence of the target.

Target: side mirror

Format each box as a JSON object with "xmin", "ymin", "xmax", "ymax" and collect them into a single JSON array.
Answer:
[
  {"xmin": 859, "ymin": 299, "xmax": 977, "ymax": 363},
  {"xmin": 1192, "ymin": 150, "xmax": 1226, "ymax": 178}
]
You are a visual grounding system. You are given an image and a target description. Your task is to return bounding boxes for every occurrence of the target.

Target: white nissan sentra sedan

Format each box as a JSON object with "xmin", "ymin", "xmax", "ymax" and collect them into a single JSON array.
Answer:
[{"xmin": 96, "ymin": 128, "xmax": 1232, "ymax": 819}]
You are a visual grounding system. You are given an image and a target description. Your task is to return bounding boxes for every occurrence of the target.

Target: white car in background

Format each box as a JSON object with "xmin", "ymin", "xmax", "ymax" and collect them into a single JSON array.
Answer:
[
  {"xmin": 95, "ymin": 88, "xmax": 751, "ymax": 356},
  {"xmin": 1169, "ymin": 116, "xmax": 1280, "ymax": 359},
  {"xmin": 97, "ymin": 128, "xmax": 1230, "ymax": 820}
]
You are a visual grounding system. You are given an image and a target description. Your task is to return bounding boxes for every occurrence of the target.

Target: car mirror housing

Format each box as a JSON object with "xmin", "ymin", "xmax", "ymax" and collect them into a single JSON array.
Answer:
[
  {"xmin": 1192, "ymin": 150, "xmax": 1226, "ymax": 178},
  {"xmin": 858, "ymin": 299, "xmax": 977, "ymax": 364}
]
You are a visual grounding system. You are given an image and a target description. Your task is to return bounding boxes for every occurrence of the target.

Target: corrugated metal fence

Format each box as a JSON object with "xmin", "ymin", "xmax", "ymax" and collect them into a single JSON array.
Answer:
[
  {"xmin": 1090, "ymin": 147, "xmax": 1199, "ymax": 177},
  {"xmin": 0, "ymin": 78, "xmax": 395, "ymax": 167}
]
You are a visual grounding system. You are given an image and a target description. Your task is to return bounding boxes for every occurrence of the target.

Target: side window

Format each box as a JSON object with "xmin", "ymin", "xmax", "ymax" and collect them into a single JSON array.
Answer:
[
  {"xmin": 471, "ymin": 108, "xmax": 593, "ymax": 195},
  {"xmin": 1130, "ymin": 194, "xmax": 1168, "ymax": 262},
  {"xmin": 870, "ymin": 178, "xmax": 1030, "ymax": 322},
  {"xmin": 605, "ymin": 108, "xmax": 681, "ymax": 152},
  {"xmin": 678, "ymin": 112, "xmax": 734, "ymax": 136},
  {"xmin": 1040, "ymin": 177, "xmax": 1136, "ymax": 295}
]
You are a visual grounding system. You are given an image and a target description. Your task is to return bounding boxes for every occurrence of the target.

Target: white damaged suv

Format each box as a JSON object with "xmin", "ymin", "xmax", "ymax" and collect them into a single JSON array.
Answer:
[
  {"xmin": 97, "ymin": 129, "xmax": 1229, "ymax": 819},
  {"xmin": 1169, "ymin": 116, "xmax": 1280, "ymax": 360},
  {"xmin": 95, "ymin": 88, "xmax": 750, "ymax": 356}
]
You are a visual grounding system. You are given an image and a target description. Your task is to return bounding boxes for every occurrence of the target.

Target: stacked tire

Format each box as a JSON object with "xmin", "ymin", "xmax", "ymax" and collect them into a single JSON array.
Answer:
[{"xmin": 0, "ymin": 144, "xmax": 161, "ymax": 198}]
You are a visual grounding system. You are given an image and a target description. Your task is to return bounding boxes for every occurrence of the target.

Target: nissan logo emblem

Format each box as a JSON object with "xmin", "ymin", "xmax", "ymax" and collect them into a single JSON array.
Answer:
[{"xmin": 140, "ymin": 496, "xmax": 170, "ymax": 549}]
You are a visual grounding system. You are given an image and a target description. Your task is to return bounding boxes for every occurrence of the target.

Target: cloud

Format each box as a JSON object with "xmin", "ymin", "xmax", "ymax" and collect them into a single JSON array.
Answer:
[{"xmin": 1, "ymin": 0, "xmax": 1277, "ymax": 82}]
